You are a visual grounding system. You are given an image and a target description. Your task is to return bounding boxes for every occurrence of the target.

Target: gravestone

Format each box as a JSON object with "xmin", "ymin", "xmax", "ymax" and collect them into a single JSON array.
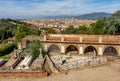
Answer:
[
  {"xmin": 31, "ymin": 48, "xmax": 44, "ymax": 69},
  {"xmin": 11, "ymin": 49, "xmax": 20, "ymax": 59}
]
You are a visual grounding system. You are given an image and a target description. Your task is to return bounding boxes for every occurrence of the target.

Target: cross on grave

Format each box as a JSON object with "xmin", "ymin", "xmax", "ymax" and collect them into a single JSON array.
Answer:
[{"xmin": 39, "ymin": 48, "xmax": 43, "ymax": 59}]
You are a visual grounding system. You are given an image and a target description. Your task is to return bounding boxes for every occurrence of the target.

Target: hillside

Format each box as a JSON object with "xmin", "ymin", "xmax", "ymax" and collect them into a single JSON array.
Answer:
[
  {"xmin": 42, "ymin": 12, "xmax": 111, "ymax": 19},
  {"xmin": 0, "ymin": 19, "xmax": 39, "ymax": 41},
  {"xmin": 74, "ymin": 12, "xmax": 111, "ymax": 20}
]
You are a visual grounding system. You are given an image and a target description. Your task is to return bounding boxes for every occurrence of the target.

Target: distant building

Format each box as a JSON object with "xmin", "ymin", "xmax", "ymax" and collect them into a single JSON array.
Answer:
[{"xmin": 22, "ymin": 19, "xmax": 96, "ymax": 29}]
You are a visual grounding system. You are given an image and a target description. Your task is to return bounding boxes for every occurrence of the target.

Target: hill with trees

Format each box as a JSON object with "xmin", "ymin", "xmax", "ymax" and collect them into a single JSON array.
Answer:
[
  {"xmin": 74, "ymin": 12, "xmax": 111, "ymax": 20},
  {"xmin": 62, "ymin": 10, "xmax": 120, "ymax": 35},
  {"xmin": 42, "ymin": 12, "xmax": 111, "ymax": 20},
  {"xmin": 0, "ymin": 19, "xmax": 40, "ymax": 42}
]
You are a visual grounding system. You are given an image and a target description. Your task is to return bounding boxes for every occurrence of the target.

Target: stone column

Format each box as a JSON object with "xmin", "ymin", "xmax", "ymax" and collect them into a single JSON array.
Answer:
[
  {"xmin": 22, "ymin": 40, "xmax": 26, "ymax": 48},
  {"xmin": 61, "ymin": 36, "xmax": 64, "ymax": 42},
  {"xmin": 44, "ymin": 44, "xmax": 48, "ymax": 52},
  {"xmin": 44, "ymin": 35, "xmax": 46, "ymax": 41},
  {"xmin": 79, "ymin": 46, "xmax": 83, "ymax": 55},
  {"xmin": 80, "ymin": 37, "xmax": 83, "ymax": 42},
  {"xmin": 18, "ymin": 42, "xmax": 22, "ymax": 50},
  {"xmin": 99, "ymin": 37, "xmax": 102, "ymax": 43},
  {"xmin": 98, "ymin": 47, "xmax": 103, "ymax": 56},
  {"xmin": 118, "ymin": 48, "xmax": 120, "ymax": 56},
  {"xmin": 61, "ymin": 45, "xmax": 65, "ymax": 54}
]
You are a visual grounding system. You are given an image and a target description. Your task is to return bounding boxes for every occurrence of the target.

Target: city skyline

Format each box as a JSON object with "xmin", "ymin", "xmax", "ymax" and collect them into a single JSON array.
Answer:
[{"xmin": 0, "ymin": 0, "xmax": 120, "ymax": 19}]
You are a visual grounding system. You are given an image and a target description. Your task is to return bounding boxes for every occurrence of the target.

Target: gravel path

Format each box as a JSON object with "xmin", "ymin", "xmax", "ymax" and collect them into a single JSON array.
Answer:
[{"xmin": 0, "ymin": 62, "xmax": 120, "ymax": 81}]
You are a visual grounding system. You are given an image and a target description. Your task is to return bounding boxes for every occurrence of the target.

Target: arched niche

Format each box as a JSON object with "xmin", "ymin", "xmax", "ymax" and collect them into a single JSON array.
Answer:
[
  {"xmin": 84, "ymin": 46, "xmax": 97, "ymax": 56},
  {"xmin": 65, "ymin": 45, "xmax": 78, "ymax": 55},
  {"xmin": 103, "ymin": 46, "xmax": 118, "ymax": 56}
]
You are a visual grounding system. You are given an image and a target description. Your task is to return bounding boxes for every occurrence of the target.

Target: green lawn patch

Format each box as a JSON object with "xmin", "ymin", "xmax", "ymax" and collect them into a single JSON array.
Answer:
[{"xmin": 0, "ymin": 54, "xmax": 11, "ymax": 60}]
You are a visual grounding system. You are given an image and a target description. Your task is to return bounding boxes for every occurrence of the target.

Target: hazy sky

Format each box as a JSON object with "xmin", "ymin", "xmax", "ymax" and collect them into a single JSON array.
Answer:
[{"xmin": 0, "ymin": 0, "xmax": 120, "ymax": 19}]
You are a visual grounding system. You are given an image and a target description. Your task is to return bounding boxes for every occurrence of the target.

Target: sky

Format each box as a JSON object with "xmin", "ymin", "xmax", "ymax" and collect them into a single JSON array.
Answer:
[{"xmin": 0, "ymin": 0, "xmax": 120, "ymax": 19}]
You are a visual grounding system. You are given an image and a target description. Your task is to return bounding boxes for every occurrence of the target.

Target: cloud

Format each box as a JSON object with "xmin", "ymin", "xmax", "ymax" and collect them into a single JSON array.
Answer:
[{"xmin": 0, "ymin": 0, "xmax": 120, "ymax": 18}]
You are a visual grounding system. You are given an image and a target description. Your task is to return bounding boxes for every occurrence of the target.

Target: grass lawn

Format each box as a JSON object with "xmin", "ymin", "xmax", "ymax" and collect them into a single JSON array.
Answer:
[{"xmin": 0, "ymin": 54, "xmax": 11, "ymax": 60}]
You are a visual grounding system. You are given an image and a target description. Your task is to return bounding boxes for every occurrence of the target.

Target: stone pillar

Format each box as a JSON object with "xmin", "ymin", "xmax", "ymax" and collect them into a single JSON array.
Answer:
[
  {"xmin": 44, "ymin": 35, "xmax": 46, "ymax": 41},
  {"xmin": 98, "ymin": 47, "xmax": 103, "ymax": 56},
  {"xmin": 44, "ymin": 44, "xmax": 48, "ymax": 52},
  {"xmin": 80, "ymin": 37, "xmax": 83, "ymax": 42},
  {"xmin": 118, "ymin": 48, "xmax": 120, "ymax": 56},
  {"xmin": 79, "ymin": 46, "xmax": 83, "ymax": 55},
  {"xmin": 22, "ymin": 40, "xmax": 26, "ymax": 48},
  {"xmin": 61, "ymin": 36, "xmax": 64, "ymax": 42},
  {"xmin": 61, "ymin": 45, "xmax": 65, "ymax": 54},
  {"xmin": 18, "ymin": 42, "xmax": 22, "ymax": 50},
  {"xmin": 99, "ymin": 37, "xmax": 102, "ymax": 43}
]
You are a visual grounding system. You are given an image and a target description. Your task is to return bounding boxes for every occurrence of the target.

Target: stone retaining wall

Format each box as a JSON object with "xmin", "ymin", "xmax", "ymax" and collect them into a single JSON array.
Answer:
[{"xmin": 0, "ymin": 72, "xmax": 47, "ymax": 77}]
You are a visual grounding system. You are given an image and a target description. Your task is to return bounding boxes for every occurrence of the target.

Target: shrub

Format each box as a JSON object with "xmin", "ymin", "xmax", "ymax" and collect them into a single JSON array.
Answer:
[{"xmin": 0, "ymin": 42, "xmax": 17, "ymax": 56}]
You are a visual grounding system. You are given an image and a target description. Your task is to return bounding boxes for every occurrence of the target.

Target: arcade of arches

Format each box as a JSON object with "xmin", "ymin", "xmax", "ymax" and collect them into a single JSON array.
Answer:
[
  {"xmin": 21, "ymin": 35, "xmax": 120, "ymax": 57},
  {"xmin": 46, "ymin": 44, "xmax": 119, "ymax": 56}
]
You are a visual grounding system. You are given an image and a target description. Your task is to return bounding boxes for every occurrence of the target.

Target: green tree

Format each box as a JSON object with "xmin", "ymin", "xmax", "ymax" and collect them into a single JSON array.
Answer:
[
  {"xmin": 91, "ymin": 18, "xmax": 106, "ymax": 34},
  {"xmin": 1, "ymin": 30, "xmax": 6, "ymax": 41},
  {"xmin": 0, "ymin": 19, "xmax": 39, "ymax": 41},
  {"xmin": 0, "ymin": 42, "xmax": 17, "ymax": 56},
  {"xmin": 30, "ymin": 41, "xmax": 40, "ymax": 59},
  {"xmin": 45, "ymin": 28, "xmax": 56, "ymax": 34},
  {"xmin": 0, "ymin": 19, "xmax": 17, "ymax": 40},
  {"xmin": 30, "ymin": 40, "xmax": 46, "ymax": 59},
  {"xmin": 15, "ymin": 25, "xmax": 30, "ymax": 41},
  {"xmin": 62, "ymin": 25, "xmax": 78, "ymax": 34},
  {"xmin": 104, "ymin": 10, "xmax": 120, "ymax": 34},
  {"xmin": 78, "ymin": 25, "xmax": 90, "ymax": 34}
]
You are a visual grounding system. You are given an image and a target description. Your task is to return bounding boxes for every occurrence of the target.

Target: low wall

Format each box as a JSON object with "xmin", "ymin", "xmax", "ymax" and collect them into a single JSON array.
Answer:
[{"xmin": 0, "ymin": 72, "xmax": 47, "ymax": 77}]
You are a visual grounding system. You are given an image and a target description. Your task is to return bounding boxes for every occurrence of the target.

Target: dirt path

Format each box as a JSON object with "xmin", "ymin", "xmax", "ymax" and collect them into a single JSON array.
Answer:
[{"xmin": 0, "ymin": 62, "xmax": 120, "ymax": 81}]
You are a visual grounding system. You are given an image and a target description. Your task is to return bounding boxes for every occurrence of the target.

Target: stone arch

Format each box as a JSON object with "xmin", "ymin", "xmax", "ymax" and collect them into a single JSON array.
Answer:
[
  {"xmin": 48, "ymin": 44, "xmax": 60, "ymax": 56},
  {"xmin": 84, "ymin": 46, "xmax": 97, "ymax": 56},
  {"xmin": 65, "ymin": 45, "xmax": 79, "ymax": 55},
  {"xmin": 103, "ymin": 46, "xmax": 118, "ymax": 56}
]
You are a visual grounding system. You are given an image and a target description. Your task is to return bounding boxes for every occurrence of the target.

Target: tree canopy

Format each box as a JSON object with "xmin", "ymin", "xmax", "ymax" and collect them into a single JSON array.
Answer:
[
  {"xmin": 0, "ymin": 42, "xmax": 17, "ymax": 56},
  {"xmin": 78, "ymin": 25, "xmax": 90, "ymax": 34},
  {"xmin": 104, "ymin": 10, "xmax": 120, "ymax": 34},
  {"xmin": 0, "ymin": 19, "xmax": 17, "ymax": 41},
  {"xmin": 0, "ymin": 19, "xmax": 40, "ymax": 42},
  {"xmin": 62, "ymin": 10, "xmax": 120, "ymax": 35},
  {"xmin": 30, "ymin": 40, "xmax": 46, "ymax": 59},
  {"xmin": 61, "ymin": 25, "xmax": 90, "ymax": 34},
  {"xmin": 91, "ymin": 18, "xmax": 106, "ymax": 34},
  {"xmin": 62, "ymin": 25, "xmax": 79, "ymax": 34}
]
